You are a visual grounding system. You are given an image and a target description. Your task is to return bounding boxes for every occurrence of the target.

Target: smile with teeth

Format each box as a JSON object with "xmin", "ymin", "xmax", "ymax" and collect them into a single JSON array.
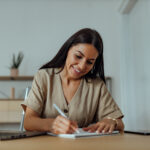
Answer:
[{"xmin": 72, "ymin": 66, "xmax": 81, "ymax": 74}]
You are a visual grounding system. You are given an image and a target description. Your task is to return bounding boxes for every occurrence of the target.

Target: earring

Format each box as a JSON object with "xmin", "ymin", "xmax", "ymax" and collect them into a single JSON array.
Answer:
[{"xmin": 91, "ymin": 66, "xmax": 95, "ymax": 74}]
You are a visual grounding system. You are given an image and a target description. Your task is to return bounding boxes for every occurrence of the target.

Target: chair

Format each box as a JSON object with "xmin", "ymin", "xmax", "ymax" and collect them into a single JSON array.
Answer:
[{"xmin": 19, "ymin": 87, "xmax": 30, "ymax": 131}]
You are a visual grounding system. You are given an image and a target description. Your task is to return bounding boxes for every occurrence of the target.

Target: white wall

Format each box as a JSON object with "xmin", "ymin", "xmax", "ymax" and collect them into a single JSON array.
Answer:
[
  {"xmin": 1, "ymin": 0, "xmax": 150, "ymax": 130},
  {"xmin": 0, "ymin": 0, "xmax": 122, "ymax": 106},
  {"xmin": 120, "ymin": 0, "xmax": 150, "ymax": 130}
]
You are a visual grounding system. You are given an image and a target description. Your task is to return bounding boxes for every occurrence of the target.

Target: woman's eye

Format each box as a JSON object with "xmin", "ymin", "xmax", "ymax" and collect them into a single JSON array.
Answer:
[
  {"xmin": 87, "ymin": 61, "xmax": 93, "ymax": 65},
  {"xmin": 76, "ymin": 55, "xmax": 82, "ymax": 59}
]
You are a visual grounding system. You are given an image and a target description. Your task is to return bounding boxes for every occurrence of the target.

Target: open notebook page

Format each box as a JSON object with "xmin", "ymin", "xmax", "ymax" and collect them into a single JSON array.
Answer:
[{"xmin": 47, "ymin": 128, "xmax": 119, "ymax": 139}]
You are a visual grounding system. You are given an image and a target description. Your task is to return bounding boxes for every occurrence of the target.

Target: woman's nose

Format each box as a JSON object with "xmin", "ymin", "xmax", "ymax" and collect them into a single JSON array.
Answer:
[{"xmin": 79, "ymin": 61, "xmax": 86, "ymax": 70}]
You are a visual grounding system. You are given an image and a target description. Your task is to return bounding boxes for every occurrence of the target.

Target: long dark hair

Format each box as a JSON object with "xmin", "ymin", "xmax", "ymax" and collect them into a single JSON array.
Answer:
[{"xmin": 40, "ymin": 28, "xmax": 105, "ymax": 83}]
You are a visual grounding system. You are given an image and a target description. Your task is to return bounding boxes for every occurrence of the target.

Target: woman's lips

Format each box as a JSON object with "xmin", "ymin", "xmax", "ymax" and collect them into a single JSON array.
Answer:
[{"xmin": 72, "ymin": 66, "xmax": 82, "ymax": 75}]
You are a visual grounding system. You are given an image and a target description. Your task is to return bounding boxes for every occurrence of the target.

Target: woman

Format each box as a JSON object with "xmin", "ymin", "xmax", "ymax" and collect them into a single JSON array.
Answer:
[{"xmin": 22, "ymin": 28, "xmax": 124, "ymax": 134}]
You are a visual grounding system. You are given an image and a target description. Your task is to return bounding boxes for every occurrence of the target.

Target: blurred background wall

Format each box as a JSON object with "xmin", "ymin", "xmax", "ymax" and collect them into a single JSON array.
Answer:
[{"xmin": 0, "ymin": 0, "xmax": 149, "ymax": 130}]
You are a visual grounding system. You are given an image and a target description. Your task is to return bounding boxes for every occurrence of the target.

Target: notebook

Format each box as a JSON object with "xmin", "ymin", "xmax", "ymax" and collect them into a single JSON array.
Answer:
[
  {"xmin": 0, "ymin": 130, "xmax": 46, "ymax": 140},
  {"xmin": 125, "ymin": 129, "xmax": 150, "ymax": 135},
  {"xmin": 47, "ymin": 128, "xmax": 119, "ymax": 139}
]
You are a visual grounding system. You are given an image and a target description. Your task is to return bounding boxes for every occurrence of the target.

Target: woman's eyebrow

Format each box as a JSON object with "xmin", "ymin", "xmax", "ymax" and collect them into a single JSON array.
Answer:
[{"xmin": 76, "ymin": 51, "xmax": 96, "ymax": 61}]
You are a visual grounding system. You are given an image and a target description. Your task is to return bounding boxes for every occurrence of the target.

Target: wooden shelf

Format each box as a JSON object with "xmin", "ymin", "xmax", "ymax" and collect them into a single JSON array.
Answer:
[
  {"xmin": 0, "ymin": 99, "xmax": 24, "ymax": 101},
  {"xmin": 0, "ymin": 76, "xmax": 110, "ymax": 81},
  {"xmin": 0, "ymin": 76, "xmax": 33, "ymax": 81}
]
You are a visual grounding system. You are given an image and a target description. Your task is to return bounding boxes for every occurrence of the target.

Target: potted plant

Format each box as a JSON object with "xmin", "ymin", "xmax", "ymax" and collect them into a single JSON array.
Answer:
[{"xmin": 10, "ymin": 52, "xmax": 24, "ymax": 77}]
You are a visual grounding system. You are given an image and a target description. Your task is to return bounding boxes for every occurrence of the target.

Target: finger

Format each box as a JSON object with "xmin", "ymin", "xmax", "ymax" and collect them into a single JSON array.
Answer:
[
  {"xmin": 58, "ymin": 117, "xmax": 79, "ymax": 133},
  {"xmin": 59, "ymin": 117, "xmax": 75, "ymax": 128},
  {"xmin": 59, "ymin": 120, "xmax": 75, "ymax": 133},
  {"xmin": 52, "ymin": 116, "xmax": 72, "ymax": 134},
  {"xmin": 96, "ymin": 124, "xmax": 105, "ymax": 133},
  {"xmin": 56, "ymin": 116, "xmax": 72, "ymax": 128},
  {"xmin": 88, "ymin": 125, "xmax": 99, "ymax": 132},
  {"xmin": 53, "ymin": 121, "xmax": 75, "ymax": 134},
  {"xmin": 101, "ymin": 125, "xmax": 110, "ymax": 133},
  {"xmin": 57, "ymin": 115, "xmax": 69, "ymax": 124},
  {"xmin": 83, "ymin": 124, "xmax": 98, "ymax": 132},
  {"xmin": 63, "ymin": 120, "xmax": 78, "ymax": 133},
  {"xmin": 51, "ymin": 119, "xmax": 64, "ymax": 134},
  {"xmin": 83, "ymin": 126, "xmax": 91, "ymax": 131},
  {"xmin": 54, "ymin": 115, "xmax": 67, "ymax": 126},
  {"xmin": 83, "ymin": 126, "xmax": 92, "ymax": 131},
  {"xmin": 108, "ymin": 125, "xmax": 115, "ymax": 133},
  {"xmin": 55, "ymin": 116, "xmax": 79, "ymax": 133},
  {"xmin": 71, "ymin": 121, "xmax": 78, "ymax": 132},
  {"xmin": 83, "ymin": 124, "xmax": 95, "ymax": 131},
  {"xmin": 62, "ymin": 125, "xmax": 75, "ymax": 134},
  {"xmin": 52, "ymin": 123, "xmax": 63, "ymax": 134}
]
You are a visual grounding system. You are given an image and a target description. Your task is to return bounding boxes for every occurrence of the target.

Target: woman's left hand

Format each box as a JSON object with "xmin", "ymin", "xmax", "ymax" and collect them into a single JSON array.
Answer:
[{"xmin": 83, "ymin": 118, "xmax": 117, "ymax": 133}]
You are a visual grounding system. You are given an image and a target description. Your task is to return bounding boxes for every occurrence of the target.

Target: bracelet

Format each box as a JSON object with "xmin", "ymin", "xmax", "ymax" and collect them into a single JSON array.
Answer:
[{"xmin": 107, "ymin": 117, "xmax": 118, "ymax": 129}]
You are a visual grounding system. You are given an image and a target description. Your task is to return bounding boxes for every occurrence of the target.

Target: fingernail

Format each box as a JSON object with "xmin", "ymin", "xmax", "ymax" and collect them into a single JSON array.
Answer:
[
  {"xmin": 96, "ymin": 130, "xmax": 99, "ymax": 133},
  {"xmin": 102, "ymin": 130, "xmax": 105, "ymax": 133}
]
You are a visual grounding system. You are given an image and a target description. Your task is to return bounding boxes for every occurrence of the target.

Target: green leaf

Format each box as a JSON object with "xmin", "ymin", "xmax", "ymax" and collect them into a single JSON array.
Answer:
[{"xmin": 10, "ymin": 51, "xmax": 24, "ymax": 69}]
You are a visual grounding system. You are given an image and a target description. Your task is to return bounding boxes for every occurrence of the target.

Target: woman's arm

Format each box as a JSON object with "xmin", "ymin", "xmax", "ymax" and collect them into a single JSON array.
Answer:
[
  {"xmin": 24, "ymin": 107, "xmax": 54, "ymax": 132},
  {"xmin": 24, "ymin": 107, "xmax": 78, "ymax": 134}
]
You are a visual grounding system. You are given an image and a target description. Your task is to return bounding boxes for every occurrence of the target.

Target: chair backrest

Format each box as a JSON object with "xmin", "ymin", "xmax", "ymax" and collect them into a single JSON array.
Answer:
[{"xmin": 19, "ymin": 87, "xmax": 30, "ymax": 131}]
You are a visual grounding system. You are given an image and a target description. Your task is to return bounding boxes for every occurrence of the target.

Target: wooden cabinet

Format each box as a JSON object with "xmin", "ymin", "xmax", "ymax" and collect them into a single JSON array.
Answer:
[
  {"xmin": 0, "ymin": 76, "xmax": 33, "ymax": 123},
  {"xmin": 0, "ymin": 99, "xmax": 23, "ymax": 123}
]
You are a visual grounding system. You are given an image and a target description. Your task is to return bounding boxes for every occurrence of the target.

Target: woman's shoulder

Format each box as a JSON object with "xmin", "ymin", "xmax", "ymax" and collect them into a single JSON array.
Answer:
[
  {"xmin": 34, "ymin": 68, "xmax": 60, "ymax": 80},
  {"xmin": 85, "ymin": 77, "xmax": 105, "ymax": 87}
]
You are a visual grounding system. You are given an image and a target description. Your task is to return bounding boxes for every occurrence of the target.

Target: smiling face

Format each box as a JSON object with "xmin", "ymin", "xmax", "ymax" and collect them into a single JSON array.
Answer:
[{"xmin": 63, "ymin": 43, "xmax": 99, "ymax": 80}]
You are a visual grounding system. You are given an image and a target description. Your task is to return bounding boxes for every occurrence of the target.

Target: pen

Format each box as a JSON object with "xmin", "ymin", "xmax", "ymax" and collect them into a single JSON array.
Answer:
[{"xmin": 53, "ymin": 104, "xmax": 80, "ymax": 133}]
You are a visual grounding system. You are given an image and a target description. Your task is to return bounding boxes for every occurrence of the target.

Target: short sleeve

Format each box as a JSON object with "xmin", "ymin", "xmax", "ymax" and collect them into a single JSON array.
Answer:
[
  {"xmin": 96, "ymin": 81, "xmax": 124, "ymax": 121},
  {"xmin": 21, "ymin": 70, "xmax": 46, "ymax": 116}
]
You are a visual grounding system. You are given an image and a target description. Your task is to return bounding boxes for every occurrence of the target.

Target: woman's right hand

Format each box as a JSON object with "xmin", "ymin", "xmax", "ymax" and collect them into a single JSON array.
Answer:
[{"xmin": 51, "ymin": 115, "xmax": 78, "ymax": 134}]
